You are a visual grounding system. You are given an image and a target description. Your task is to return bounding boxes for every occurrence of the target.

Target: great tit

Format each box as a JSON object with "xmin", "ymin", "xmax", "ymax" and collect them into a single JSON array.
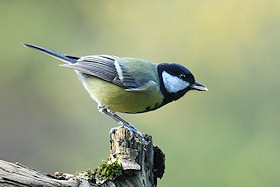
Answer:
[{"xmin": 23, "ymin": 43, "xmax": 207, "ymax": 143}]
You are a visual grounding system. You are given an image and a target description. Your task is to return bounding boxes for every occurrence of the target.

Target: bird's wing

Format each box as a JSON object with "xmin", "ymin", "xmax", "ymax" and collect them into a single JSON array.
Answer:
[
  {"xmin": 60, "ymin": 55, "xmax": 140, "ymax": 89},
  {"xmin": 125, "ymin": 80, "xmax": 157, "ymax": 92}
]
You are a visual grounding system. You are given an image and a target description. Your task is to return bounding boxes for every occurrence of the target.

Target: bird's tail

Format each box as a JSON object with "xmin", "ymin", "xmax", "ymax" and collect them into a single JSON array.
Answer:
[{"xmin": 22, "ymin": 43, "xmax": 79, "ymax": 64}]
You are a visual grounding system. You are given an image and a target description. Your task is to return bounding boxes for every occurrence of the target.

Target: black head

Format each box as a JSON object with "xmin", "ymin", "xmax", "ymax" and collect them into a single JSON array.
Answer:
[{"xmin": 157, "ymin": 63, "xmax": 207, "ymax": 106}]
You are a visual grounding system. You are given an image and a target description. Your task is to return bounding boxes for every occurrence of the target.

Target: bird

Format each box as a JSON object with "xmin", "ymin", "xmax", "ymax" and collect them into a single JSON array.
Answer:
[{"xmin": 23, "ymin": 43, "xmax": 208, "ymax": 144}]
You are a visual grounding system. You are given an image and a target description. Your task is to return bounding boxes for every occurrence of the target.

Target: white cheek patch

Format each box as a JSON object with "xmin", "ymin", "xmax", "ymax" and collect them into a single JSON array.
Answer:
[{"xmin": 162, "ymin": 71, "xmax": 190, "ymax": 93}]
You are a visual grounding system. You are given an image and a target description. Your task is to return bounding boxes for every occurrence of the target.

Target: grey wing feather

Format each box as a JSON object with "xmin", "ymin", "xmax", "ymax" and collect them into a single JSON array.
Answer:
[{"xmin": 60, "ymin": 55, "xmax": 140, "ymax": 89}]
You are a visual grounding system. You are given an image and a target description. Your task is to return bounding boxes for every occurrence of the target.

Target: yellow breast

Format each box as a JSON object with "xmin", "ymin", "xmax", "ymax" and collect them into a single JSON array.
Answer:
[{"xmin": 81, "ymin": 75, "xmax": 163, "ymax": 113}]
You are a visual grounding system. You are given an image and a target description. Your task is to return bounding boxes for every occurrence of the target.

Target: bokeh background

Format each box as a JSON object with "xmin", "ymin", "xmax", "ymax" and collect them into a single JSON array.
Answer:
[{"xmin": 1, "ymin": 1, "xmax": 280, "ymax": 186}]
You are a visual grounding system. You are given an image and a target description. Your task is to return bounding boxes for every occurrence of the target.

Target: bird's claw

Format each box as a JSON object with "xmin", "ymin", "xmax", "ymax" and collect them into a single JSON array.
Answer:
[
  {"xmin": 100, "ymin": 106, "xmax": 147, "ymax": 144},
  {"xmin": 109, "ymin": 126, "xmax": 121, "ymax": 136},
  {"xmin": 110, "ymin": 122, "xmax": 147, "ymax": 145}
]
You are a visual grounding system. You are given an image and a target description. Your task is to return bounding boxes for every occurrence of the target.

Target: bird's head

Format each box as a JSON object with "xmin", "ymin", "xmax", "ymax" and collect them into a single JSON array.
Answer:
[{"xmin": 157, "ymin": 63, "xmax": 207, "ymax": 104}]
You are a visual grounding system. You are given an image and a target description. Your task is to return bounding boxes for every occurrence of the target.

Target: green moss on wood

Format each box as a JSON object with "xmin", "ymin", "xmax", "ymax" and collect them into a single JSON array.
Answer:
[{"xmin": 77, "ymin": 158, "xmax": 122, "ymax": 185}]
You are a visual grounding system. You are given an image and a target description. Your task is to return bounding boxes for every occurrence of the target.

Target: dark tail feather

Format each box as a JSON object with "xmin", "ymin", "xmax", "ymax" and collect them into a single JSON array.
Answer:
[{"xmin": 22, "ymin": 43, "xmax": 79, "ymax": 64}]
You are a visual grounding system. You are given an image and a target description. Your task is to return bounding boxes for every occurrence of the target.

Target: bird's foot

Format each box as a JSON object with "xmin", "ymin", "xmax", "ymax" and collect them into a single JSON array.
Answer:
[
  {"xmin": 120, "ymin": 122, "xmax": 147, "ymax": 145},
  {"xmin": 109, "ymin": 126, "xmax": 121, "ymax": 135},
  {"xmin": 99, "ymin": 105, "xmax": 147, "ymax": 145},
  {"xmin": 109, "ymin": 123, "xmax": 147, "ymax": 145}
]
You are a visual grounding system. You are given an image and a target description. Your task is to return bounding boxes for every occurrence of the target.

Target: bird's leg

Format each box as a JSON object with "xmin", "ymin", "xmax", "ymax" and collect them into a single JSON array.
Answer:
[
  {"xmin": 98, "ymin": 105, "xmax": 147, "ymax": 144},
  {"xmin": 108, "ymin": 112, "xmax": 137, "ymax": 131}
]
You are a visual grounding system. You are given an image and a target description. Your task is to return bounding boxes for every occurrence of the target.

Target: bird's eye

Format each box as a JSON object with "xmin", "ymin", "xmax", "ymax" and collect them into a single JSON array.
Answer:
[{"xmin": 178, "ymin": 74, "xmax": 187, "ymax": 80}]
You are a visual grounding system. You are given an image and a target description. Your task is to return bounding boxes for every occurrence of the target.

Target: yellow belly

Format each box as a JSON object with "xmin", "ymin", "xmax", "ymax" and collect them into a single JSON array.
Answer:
[{"xmin": 82, "ymin": 76, "xmax": 163, "ymax": 113}]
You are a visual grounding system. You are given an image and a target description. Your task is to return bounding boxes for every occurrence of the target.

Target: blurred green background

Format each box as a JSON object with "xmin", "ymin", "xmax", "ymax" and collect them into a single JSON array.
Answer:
[{"xmin": 1, "ymin": 0, "xmax": 280, "ymax": 186}]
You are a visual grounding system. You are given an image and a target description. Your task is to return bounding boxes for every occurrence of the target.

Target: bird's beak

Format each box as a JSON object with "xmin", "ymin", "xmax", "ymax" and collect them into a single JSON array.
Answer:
[{"xmin": 190, "ymin": 81, "xmax": 208, "ymax": 91}]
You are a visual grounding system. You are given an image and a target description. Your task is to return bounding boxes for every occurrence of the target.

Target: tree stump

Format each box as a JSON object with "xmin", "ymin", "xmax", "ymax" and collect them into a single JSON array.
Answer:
[{"xmin": 0, "ymin": 126, "xmax": 165, "ymax": 187}]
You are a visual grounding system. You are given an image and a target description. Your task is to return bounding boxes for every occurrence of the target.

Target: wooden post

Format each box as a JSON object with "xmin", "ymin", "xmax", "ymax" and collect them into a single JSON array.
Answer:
[{"xmin": 0, "ymin": 126, "xmax": 165, "ymax": 187}]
